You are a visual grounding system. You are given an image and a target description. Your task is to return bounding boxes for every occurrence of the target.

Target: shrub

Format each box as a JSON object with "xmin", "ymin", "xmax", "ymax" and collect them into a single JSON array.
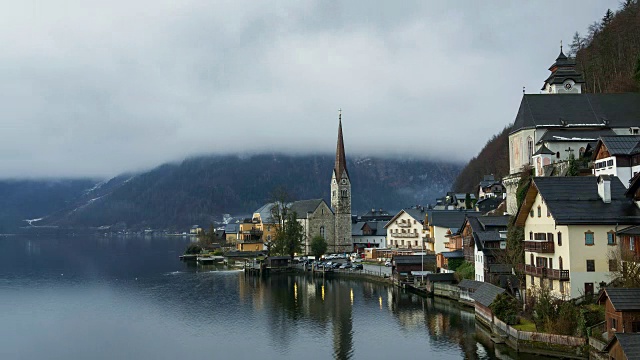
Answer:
[
  {"xmin": 491, "ymin": 293, "xmax": 520, "ymax": 325},
  {"xmin": 185, "ymin": 244, "xmax": 202, "ymax": 255}
]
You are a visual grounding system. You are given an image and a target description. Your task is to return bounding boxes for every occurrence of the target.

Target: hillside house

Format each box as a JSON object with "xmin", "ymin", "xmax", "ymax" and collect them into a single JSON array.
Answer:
[
  {"xmin": 392, "ymin": 254, "xmax": 436, "ymax": 281},
  {"xmin": 597, "ymin": 288, "xmax": 640, "ymax": 341},
  {"xmin": 478, "ymin": 175, "xmax": 504, "ymax": 200},
  {"xmin": 352, "ymin": 221, "xmax": 387, "ymax": 252},
  {"xmin": 515, "ymin": 176, "xmax": 640, "ymax": 299},
  {"xmin": 425, "ymin": 210, "xmax": 480, "ymax": 254},
  {"xmin": 456, "ymin": 215, "xmax": 510, "ymax": 283},
  {"xmin": 592, "ymin": 136, "xmax": 640, "ymax": 187}
]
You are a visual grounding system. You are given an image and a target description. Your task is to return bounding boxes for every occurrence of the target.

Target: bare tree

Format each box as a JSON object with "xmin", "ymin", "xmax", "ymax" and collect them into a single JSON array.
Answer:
[{"xmin": 607, "ymin": 247, "xmax": 640, "ymax": 288}]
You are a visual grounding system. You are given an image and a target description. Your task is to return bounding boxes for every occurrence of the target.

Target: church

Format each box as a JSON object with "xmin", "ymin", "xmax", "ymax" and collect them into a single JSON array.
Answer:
[
  {"xmin": 504, "ymin": 45, "xmax": 640, "ymax": 214},
  {"xmin": 247, "ymin": 111, "xmax": 353, "ymax": 255}
]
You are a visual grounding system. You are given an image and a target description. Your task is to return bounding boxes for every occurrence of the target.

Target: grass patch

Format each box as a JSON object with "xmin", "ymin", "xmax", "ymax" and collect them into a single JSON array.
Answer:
[{"xmin": 513, "ymin": 318, "xmax": 536, "ymax": 332}]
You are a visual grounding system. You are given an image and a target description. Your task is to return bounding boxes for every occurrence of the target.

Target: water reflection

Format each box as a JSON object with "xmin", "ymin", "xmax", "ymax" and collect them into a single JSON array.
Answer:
[{"xmin": 0, "ymin": 236, "xmax": 550, "ymax": 360}]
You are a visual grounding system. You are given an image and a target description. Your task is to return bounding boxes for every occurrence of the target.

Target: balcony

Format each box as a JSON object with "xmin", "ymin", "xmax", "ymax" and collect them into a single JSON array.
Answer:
[
  {"xmin": 524, "ymin": 241, "xmax": 554, "ymax": 253},
  {"xmin": 520, "ymin": 264, "xmax": 569, "ymax": 280},
  {"xmin": 423, "ymin": 236, "xmax": 434, "ymax": 243},
  {"xmin": 392, "ymin": 232, "xmax": 418, "ymax": 238},
  {"xmin": 396, "ymin": 222, "xmax": 411, "ymax": 228}
]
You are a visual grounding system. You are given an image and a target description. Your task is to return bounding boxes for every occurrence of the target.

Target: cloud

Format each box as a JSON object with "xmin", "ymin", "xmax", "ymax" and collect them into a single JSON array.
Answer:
[{"xmin": 0, "ymin": 0, "xmax": 619, "ymax": 178}]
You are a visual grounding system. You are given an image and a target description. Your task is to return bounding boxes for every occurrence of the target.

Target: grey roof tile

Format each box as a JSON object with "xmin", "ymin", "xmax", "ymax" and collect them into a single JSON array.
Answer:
[
  {"xmin": 611, "ymin": 333, "xmax": 640, "ymax": 359},
  {"xmin": 601, "ymin": 288, "xmax": 640, "ymax": 311},
  {"xmin": 458, "ymin": 279, "xmax": 484, "ymax": 290},
  {"xmin": 537, "ymin": 129, "xmax": 616, "ymax": 143},
  {"xmin": 600, "ymin": 135, "xmax": 640, "ymax": 156},
  {"xmin": 533, "ymin": 176, "xmax": 640, "ymax": 225},
  {"xmin": 513, "ymin": 93, "xmax": 640, "ymax": 133},
  {"xmin": 470, "ymin": 283, "xmax": 506, "ymax": 307},
  {"xmin": 289, "ymin": 199, "xmax": 324, "ymax": 218}
]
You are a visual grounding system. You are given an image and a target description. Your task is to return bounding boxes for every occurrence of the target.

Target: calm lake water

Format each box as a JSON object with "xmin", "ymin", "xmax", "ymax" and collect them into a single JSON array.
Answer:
[{"xmin": 0, "ymin": 235, "xmax": 550, "ymax": 360}]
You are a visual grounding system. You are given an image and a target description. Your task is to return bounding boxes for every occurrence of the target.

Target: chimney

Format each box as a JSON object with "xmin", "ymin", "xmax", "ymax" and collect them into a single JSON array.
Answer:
[{"xmin": 598, "ymin": 175, "xmax": 611, "ymax": 204}]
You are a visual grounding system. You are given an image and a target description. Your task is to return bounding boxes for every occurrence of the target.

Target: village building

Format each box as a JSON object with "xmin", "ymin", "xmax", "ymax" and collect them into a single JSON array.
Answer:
[
  {"xmin": 425, "ymin": 210, "xmax": 479, "ymax": 254},
  {"xmin": 289, "ymin": 199, "xmax": 335, "ymax": 255},
  {"xmin": 475, "ymin": 197, "xmax": 502, "ymax": 214},
  {"xmin": 391, "ymin": 254, "xmax": 436, "ymax": 281},
  {"xmin": 592, "ymin": 135, "xmax": 640, "ymax": 187},
  {"xmin": 597, "ymin": 288, "xmax": 640, "ymax": 341},
  {"xmin": 478, "ymin": 175, "xmax": 504, "ymax": 200},
  {"xmin": 515, "ymin": 176, "xmax": 640, "ymax": 299},
  {"xmin": 224, "ymin": 223, "xmax": 239, "ymax": 244},
  {"xmin": 603, "ymin": 333, "xmax": 640, "ymax": 360},
  {"xmin": 384, "ymin": 207, "xmax": 429, "ymax": 251},
  {"xmin": 454, "ymin": 215, "xmax": 510, "ymax": 283},
  {"xmin": 504, "ymin": 47, "xmax": 640, "ymax": 214},
  {"xmin": 351, "ymin": 221, "xmax": 386, "ymax": 252},
  {"xmin": 358, "ymin": 208, "xmax": 393, "ymax": 222}
]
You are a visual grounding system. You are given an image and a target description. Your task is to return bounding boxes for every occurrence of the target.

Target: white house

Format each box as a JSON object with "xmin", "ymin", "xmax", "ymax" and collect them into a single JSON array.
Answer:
[
  {"xmin": 385, "ymin": 207, "xmax": 428, "ymax": 250},
  {"xmin": 592, "ymin": 135, "xmax": 640, "ymax": 188},
  {"xmin": 515, "ymin": 175, "xmax": 640, "ymax": 299}
]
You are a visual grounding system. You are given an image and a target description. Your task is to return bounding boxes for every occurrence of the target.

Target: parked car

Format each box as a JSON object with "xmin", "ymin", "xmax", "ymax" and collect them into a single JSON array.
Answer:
[
  {"xmin": 340, "ymin": 263, "xmax": 352, "ymax": 269},
  {"xmin": 354, "ymin": 264, "xmax": 363, "ymax": 270},
  {"xmin": 384, "ymin": 260, "xmax": 392, "ymax": 267},
  {"xmin": 332, "ymin": 262, "xmax": 341, "ymax": 269}
]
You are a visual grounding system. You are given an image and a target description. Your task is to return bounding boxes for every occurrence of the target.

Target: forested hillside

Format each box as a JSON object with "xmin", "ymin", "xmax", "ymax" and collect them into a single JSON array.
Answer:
[
  {"xmin": 570, "ymin": 0, "xmax": 640, "ymax": 93},
  {"xmin": 452, "ymin": 126, "xmax": 511, "ymax": 193},
  {"xmin": 454, "ymin": 1, "xmax": 640, "ymax": 193},
  {"xmin": 26, "ymin": 154, "xmax": 461, "ymax": 231}
]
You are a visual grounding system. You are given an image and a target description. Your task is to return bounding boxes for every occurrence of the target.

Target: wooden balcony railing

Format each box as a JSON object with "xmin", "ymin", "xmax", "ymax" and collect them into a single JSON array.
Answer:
[
  {"xmin": 524, "ymin": 241, "xmax": 555, "ymax": 253},
  {"xmin": 519, "ymin": 264, "xmax": 569, "ymax": 280},
  {"xmin": 391, "ymin": 232, "xmax": 418, "ymax": 238}
]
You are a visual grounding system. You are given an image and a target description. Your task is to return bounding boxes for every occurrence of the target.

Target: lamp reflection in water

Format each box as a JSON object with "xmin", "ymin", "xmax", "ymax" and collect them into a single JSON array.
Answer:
[
  {"xmin": 379, "ymin": 296, "xmax": 383, "ymax": 310},
  {"xmin": 321, "ymin": 285, "xmax": 325, "ymax": 301},
  {"xmin": 350, "ymin": 288, "xmax": 354, "ymax": 305}
]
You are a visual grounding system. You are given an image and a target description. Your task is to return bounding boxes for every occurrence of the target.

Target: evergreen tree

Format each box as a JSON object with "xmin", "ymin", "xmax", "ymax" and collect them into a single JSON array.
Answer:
[
  {"xmin": 566, "ymin": 153, "xmax": 579, "ymax": 176},
  {"xmin": 602, "ymin": 9, "xmax": 614, "ymax": 27},
  {"xmin": 310, "ymin": 235, "xmax": 328, "ymax": 260},
  {"xmin": 569, "ymin": 32, "xmax": 584, "ymax": 56},
  {"xmin": 272, "ymin": 211, "xmax": 304, "ymax": 259}
]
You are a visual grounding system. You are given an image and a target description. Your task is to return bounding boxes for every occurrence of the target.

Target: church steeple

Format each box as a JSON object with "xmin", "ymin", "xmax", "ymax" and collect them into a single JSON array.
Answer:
[
  {"xmin": 542, "ymin": 42, "xmax": 585, "ymax": 93},
  {"xmin": 334, "ymin": 109, "xmax": 349, "ymax": 180}
]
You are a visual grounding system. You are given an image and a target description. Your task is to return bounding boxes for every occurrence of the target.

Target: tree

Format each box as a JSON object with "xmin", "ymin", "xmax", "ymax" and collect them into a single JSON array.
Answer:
[
  {"xmin": 602, "ymin": 9, "xmax": 614, "ymax": 28},
  {"xmin": 566, "ymin": 152, "xmax": 579, "ymax": 176},
  {"xmin": 491, "ymin": 293, "xmax": 520, "ymax": 325},
  {"xmin": 569, "ymin": 32, "xmax": 584, "ymax": 56},
  {"xmin": 266, "ymin": 186, "xmax": 293, "ymax": 255},
  {"xmin": 635, "ymin": 54, "xmax": 640, "ymax": 87},
  {"xmin": 272, "ymin": 211, "xmax": 304, "ymax": 259},
  {"xmin": 310, "ymin": 235, "xmax": 328, "ymax": 260},
  {"xmin": 454, "ymin": 261, "xmax": 474, "ymax": 281},
  {"xmin": 607, "ymin": 247, "xmax": 640, "ymax": 288},
  {"xmin": 465, "ymin": 193, "xmax": 472, "ymax": 209}
]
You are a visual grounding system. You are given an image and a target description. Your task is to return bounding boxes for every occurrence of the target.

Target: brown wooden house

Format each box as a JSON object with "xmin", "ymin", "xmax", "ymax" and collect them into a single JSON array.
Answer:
[
  {"xmin": 604, "ymin": 333, "xmax": 640, "ymax": 360},
  {"xmin": 392, "ymin": 255, "xmax": 435, "ymax": 281},
  {"xmin": 597, "ymin": 288, "xmax": 640, "ymax": 341}
]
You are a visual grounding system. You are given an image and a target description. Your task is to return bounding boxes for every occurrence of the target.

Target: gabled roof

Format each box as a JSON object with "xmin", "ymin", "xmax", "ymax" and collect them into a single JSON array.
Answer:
[
  {"xmin": 533, "ymin": 144, "xmax": 556, "ymax": 155},
  {"xmin": 537, "ymin": 128, "xmax": 616, "ymax": 144},
  {"xmin": 254, "ymin": 202, "xmax": 277, "ymax": 224},
  {"xmin": 597, "ymin": 288, "xmax": 640, "ymax": 311},
  {"xmin": 427, "ymin": 210, "xmax": 480, "ymax": 229},
  {"xmin": 289, "ymin": 199, "xmax": 328, "ymax": 218},
  {"xmin": 512, "ymin": 93, "xmax": 640, "ymax": 134},
  {"xmin": 516, "ymin": 176, "xmax": 640, "ymax": 226},
  {"xmin": 470, "ymin": 283, "xmax": 506, "ymax": 307},
  {"xmin": 604, "ymin": 333, "xmax": 640, "ymax": 359},
  {"xmin": 597, "ymin": 135, "xmax": 640, "ymax": 156},
  {"xmin": 224, "ymin": 223, "xmax": 239, "ymax": 233},
  {"xmin": 385, "ymin": 207, "xmax": 427, "ymax": 228}
]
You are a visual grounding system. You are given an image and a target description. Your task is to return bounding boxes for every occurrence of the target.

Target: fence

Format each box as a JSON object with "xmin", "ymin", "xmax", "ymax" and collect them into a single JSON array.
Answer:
[{"xmin": 476, "ymin": 303, "xmax": 586, "ymax": 354}]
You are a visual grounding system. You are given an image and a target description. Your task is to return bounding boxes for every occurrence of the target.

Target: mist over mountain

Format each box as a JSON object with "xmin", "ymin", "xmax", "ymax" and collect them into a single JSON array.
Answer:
[{"xmin": 1, "ymin": 154, "xmax": 462, "ymax": 232}]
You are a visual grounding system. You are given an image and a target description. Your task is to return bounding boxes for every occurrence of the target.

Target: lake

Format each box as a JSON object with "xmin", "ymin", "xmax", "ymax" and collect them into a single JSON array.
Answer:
[{"xmin": 0, "ymin": 235, "xmax": 550, "ymax": 359}]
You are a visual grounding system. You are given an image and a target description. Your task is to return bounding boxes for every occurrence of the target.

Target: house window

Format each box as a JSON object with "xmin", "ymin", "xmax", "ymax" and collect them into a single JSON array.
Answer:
[
  {"xmin": 609, "ymin": 259, "xmax": 617, "ymax": 271},
  {"xmin": 529, "ymin": 232, "xmax": 533, "ymax": 240},
  {"xmin": 631, "ymin": 236, "xmax": 636, "ymax": 251},
  {"xmin": 586, "ymin": 260, "xmax": 595, "ymax": 272},
  {"xmin": 559, "ymin": 256, "xmax": 563, "ymax": 270},
  {"xmin": 556, "ymin": 151, "xmax": 560, "ymax": 159},
  {"xmin": 549, "ymin": 279, "xmax": 554, "ymax": 290},
  {"xmin": 537, "ymin": 206, "xmax": 541, "ymax": 217},
  {"xmin": 530, "ymin": 210, "xmax": 534, "ymax": 218},
  {"xmin": 585, "ymin": 231, "xmax": 594, "ymax": 246},
  {"xmin": 531, "ymin": 276, "xmax": 535, "ymax": 286},
  {"xmin": 534, "ymin": 233, "xmax": 547, "ymax": 241},
  {"xmin": 320, "ymin": 226, "xmax": 325, "ymax": 240},
  {"xmin": 607, "ymin": 231, "xmax": 615, "ymax": 245},
  {"xmin": 527, "ymin": 136, "xmax": 533, "ymax": 164},
  {"xmin": 558, "ymin": 232, "xmax": 562, "ymax": 246},
  {"xmin": 611, "ymin": 318, "xmax": 618, "ymax": 330},
  {"xmin": 632, "ymin": 321, "xmax": 640, "ymax": 332},
  {"xmin": 547, "ymin": 233, "xmax": 554, "ymax": 242}
]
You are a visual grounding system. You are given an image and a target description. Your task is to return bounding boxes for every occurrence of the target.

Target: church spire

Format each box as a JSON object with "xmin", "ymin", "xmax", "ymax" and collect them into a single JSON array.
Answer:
[{"xmin": 334, "ymin": 109, "xmax": 349, "ymax": 179}]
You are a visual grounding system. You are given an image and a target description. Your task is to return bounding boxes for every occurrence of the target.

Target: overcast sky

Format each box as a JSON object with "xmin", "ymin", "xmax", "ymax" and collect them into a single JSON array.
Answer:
[{"xmin": 0, "ymin": 0, "xmax": 620, "ymax": 179}]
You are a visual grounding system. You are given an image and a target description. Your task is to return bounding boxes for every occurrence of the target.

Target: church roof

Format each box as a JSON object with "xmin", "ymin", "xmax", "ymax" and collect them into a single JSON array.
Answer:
[
  {"xmin": 334, "ymin": 114, "xmax": 349, "ymax": 179},
  {"xmin": 537, "ymin": 128, "xmax": 617, "ymax": 144},
  {"xmin": 289, "ymin": 199, "xmax": 328, "ymax": 218},
  {"xmin": 512, "ymin": 93, "xmax": 640, "ymax": 134},
  {"xmin": 533, "ymin": 144, "xmax": 555, "ymax": 155}
]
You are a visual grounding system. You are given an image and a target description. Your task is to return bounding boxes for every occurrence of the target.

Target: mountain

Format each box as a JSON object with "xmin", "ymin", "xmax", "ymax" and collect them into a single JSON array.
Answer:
[{"xmin": 4, "ymin": 154, "xmax": 461, "ymax": 232}]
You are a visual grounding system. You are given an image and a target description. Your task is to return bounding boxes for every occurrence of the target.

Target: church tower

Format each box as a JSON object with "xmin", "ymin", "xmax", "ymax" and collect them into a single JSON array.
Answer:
[
  {"xmin": 542, "ymin": 43, "xmax": 585, "ymax": 94},
  {"xmin": 331, "ymin": 110, "xmax": 352, "ymax": 254}
]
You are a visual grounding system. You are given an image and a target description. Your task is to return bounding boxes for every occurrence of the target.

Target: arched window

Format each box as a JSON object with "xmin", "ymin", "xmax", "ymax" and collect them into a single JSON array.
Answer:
[
  {"xmin": 537, "ymin": 206, "xmax": 541, "ymax": 217},
  {"xmin": 527, "ymin": 136, "xmax": 533, "ymax": 164},
  {"xmin": 556, "ymin": 152, "xmax": 560, "ymax": 159},
  {"xmin": 320, "ymin": 226, "xmax": 325, "ymax": 239},
  {"xmin": 559, "ymin": 256, "xmax": 563, "ymax": 270}
]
